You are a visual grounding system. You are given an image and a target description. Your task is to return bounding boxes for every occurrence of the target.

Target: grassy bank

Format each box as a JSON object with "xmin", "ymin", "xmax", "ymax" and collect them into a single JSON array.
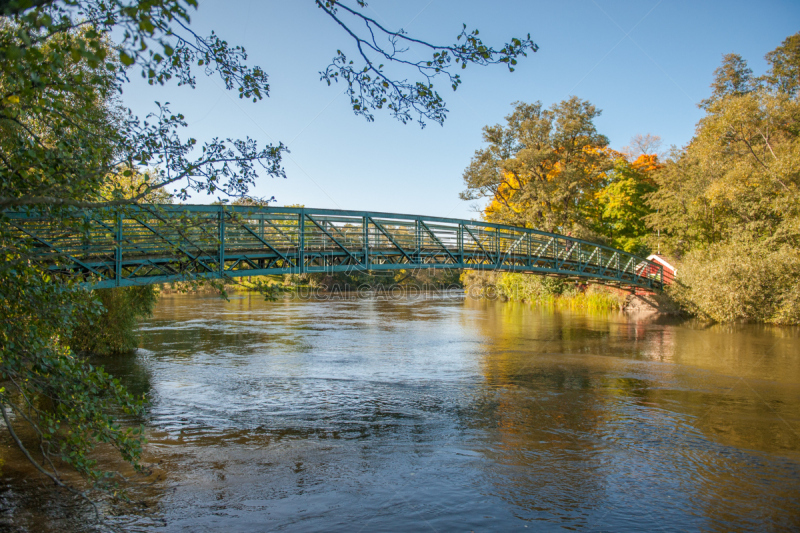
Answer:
[{"xmin": 462, "ymin": 271, "xmax": 628, "ymax": 312}]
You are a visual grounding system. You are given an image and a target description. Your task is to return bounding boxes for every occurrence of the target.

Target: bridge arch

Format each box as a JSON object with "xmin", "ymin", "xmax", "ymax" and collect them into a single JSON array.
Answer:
[{"xmin": 4, "ymin": 205, "xmax": 664, "ymax": 291}]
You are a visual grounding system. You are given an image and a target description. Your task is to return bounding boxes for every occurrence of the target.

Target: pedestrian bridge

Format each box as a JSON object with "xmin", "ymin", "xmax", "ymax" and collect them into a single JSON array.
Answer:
[{"xmin": 4, "ymin": 205, "xmax": 665, "ymax": 291}]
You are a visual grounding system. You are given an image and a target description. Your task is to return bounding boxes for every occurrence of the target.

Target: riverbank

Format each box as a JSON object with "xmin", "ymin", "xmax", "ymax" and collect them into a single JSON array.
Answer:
[
  {"xmin": 624, "ymin": 292, "xmax": 684, "ymax": 316},
  {"xmin": 461, "ymin": 271, "xmax": 659, "ymax": 313},
  {"xmin": 160, "ymin": 270, "xmax": 687, "ymax": 316}
]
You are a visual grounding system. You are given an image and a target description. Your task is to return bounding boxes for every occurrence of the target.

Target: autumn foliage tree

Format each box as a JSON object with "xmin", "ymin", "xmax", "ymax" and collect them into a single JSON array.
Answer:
[
  {"xmin": 647, "ymin": 32, "xmax": 800, "ymax": 323},
  {"xmin": 589, "ymin": 154, "xmax": 661, "ymax": 255},
  {"xmin": 461, "ymin": 97, "xmax": 613, "ymax": 236}
]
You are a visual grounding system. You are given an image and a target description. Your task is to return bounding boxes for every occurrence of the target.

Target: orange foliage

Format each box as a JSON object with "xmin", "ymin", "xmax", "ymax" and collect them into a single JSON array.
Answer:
[
  {"xmin": 484, "ymin": 170, "xmax": 525, "ymax": 221},
  {"xmin": 483, "ymin": 143, "xmax": 622, "ymax": 224},
  {"xmin": 630, "ymin": 153, "xmax": 663, "ymax": 173}
]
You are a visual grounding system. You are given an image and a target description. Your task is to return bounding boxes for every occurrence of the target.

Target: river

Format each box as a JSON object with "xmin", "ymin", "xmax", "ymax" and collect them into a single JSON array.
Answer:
[{"xmin": 3, "ymin": 292, "xmax": 800, "ymax": 531}]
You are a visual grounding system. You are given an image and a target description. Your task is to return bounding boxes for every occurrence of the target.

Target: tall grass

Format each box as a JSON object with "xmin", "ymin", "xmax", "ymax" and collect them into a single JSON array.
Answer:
[{"xmin": 463, "ymin": 271, "xmax": 627, "ymax": 312}]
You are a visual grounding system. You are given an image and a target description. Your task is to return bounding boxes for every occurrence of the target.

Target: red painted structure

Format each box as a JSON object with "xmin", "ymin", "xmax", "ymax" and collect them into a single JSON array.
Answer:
[
  {"xmin": 634, "ymin": 254, "xmax": 677, "ymax": 295},
  {"xmin": 646, "ymin": 255, "xmax": 677, "ymax": 284}
]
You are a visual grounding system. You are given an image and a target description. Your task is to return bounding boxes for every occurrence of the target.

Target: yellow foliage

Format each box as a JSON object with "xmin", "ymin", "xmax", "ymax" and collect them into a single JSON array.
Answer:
[{"xmin": 483, "ymin": 143, "xmax": 617, "ymax": 226}]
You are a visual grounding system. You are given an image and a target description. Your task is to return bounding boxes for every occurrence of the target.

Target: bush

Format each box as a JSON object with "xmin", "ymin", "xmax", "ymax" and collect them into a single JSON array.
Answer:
[
  {"xmin": 68, "ymin": 286, "xmax": 160, "ymax": 355},
  {"xmin": 495, "ymin": 273, "xmax": 569, "ymax": 302},
  {"xmin": 670, "ymin": 239, "xmax": 800, "ymax": 324}
]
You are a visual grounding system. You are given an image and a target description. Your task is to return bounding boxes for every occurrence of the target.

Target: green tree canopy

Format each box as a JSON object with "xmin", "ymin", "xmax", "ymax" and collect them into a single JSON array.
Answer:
[
  {"xmin": 700, "ymin": 53, "xmax": 754, "ymax": 109},
  {"xmin": 460, "ymin": 97, "xmax": 612, "ymax": 234},
  {"xmin": 589, "ymin": 155, "xmax": 660, "ymax": 255},
  {"xmin": 764, "ymin": 32, "xmax": 800, "ymax": 97},
  {"xmin": 646, "ymin": 32, "xmax": 800, "ymax": 323},
  {"xmin": 648, "ymin": 80, "xmax": 800, "ymax": 254}
]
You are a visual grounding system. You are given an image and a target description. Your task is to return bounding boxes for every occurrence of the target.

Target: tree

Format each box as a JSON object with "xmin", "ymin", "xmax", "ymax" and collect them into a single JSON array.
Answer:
[
  {"xmin": 460, "ymin": 97, "xmax": 613, "ymax": 234},
  {"xmin": 647, "ymin": 89, "xmax": 800, "ymax": 255},
  {"xmin": 1, "ymin": 0, "xmax": 537, "ymax": 210},
  {"xmin": 647, "ymin": 34, "xmax": 800, "ymax": 323},
  {"xmin": 590, "ymin": 154, "xmax": 660, "ymax": 255},
  {"xmin": 0, "ymin": 0, "xmax": 538, "ymax": 512},
  {"xmin": 700, "ymin": 53, "xmax": 754, "ymax": 109},
  {"xmin": 669, "ymin": 237, "xmax": 800, "ymax": 325},
  {"xmin": 621, "ymin": 133, "xmax": 663, "ymax": 159},
  {"xmin": 657, "ymin": 84, "xmax": 800, "ymax": 249},
  {"xmin": 763, "ymin": 32, "xmax": 800, "ymax": 97},
  {"xmin": 316, "ymin": 1, "xmax": 537, "ymax": 127},
  {"xmin": 643, "ymin": 149, "xmax": 721, "ymax": 255},
  {"xmin": 0, "ymin": 0, "xmax": 285, "ymax": 210}
]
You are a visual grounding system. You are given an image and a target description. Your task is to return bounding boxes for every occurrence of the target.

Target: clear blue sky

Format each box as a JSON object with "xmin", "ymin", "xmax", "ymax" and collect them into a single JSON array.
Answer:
[{"xmin": 121, "ymin": 0, "xmax": 800, "ymax": 219}]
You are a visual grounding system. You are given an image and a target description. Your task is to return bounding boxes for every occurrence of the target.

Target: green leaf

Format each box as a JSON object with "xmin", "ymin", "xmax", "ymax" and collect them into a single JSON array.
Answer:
[{"xmin": 119, "ymin": 51, "xmax": 135, "ymax": 66}]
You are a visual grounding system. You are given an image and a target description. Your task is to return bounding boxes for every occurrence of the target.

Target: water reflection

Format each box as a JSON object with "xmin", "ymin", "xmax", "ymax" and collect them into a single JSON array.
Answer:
[
  {"xmin": 3, "ymin": 293, "xmax": 799, "ymax": 532},
  {"xmin": 464, "ymin": 299, "xmax": 800, "ymax": 531}
]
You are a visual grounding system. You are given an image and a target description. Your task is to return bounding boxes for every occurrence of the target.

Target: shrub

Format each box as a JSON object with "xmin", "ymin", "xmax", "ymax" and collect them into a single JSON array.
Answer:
[
  {"xmin": 68, "ymin": 286, "xmax": 160, "ymax": 355},
  {"xmin": 670, "ymin": 239, "xmax": 800, "ymax": 324}
]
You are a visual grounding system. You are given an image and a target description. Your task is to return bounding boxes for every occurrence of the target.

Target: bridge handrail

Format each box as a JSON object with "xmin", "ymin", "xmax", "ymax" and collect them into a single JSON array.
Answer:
[
  {"xmin": 16, "ymin": 203, "xmax": 653, "ymax": 266},
  {"xmin": 2, "ymin": 204, "xmax": 664, "ymax": 290}
]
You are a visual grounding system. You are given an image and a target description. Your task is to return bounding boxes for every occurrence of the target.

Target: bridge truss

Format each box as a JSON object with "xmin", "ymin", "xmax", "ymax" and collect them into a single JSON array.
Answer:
[{"xmin": 3, "ymin": 205, "xmax": 664, "ymax": 291}]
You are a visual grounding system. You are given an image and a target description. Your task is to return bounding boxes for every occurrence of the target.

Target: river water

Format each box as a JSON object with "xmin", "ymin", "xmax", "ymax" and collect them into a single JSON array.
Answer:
[{"xmin": 4, "ymin": 292, "xmax": 800, "ymax": 531}]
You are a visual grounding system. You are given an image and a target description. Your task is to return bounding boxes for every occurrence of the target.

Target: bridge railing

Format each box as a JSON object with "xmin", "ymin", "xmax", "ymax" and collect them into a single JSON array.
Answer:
[{"xmin": 2, "ymin": 204, "xmax": 664, "ymax": 291}]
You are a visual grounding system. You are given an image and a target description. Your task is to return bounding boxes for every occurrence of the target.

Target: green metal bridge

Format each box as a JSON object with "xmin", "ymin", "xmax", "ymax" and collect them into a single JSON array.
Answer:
[{"xmin": 3, "ymin": 205, "xmax": 664, "ymax": 291}]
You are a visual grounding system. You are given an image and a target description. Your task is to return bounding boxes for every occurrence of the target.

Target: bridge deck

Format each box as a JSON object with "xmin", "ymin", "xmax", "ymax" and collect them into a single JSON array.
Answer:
[{"xmin": 3, "ymin": 205, "xmax": 664, "ymax": 291}]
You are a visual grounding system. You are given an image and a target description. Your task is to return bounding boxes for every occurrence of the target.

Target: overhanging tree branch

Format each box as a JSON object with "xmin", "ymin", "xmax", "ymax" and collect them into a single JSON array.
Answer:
[{"xmin": 315, "ymin": 0, "xmax": 537, "ymax": 126}]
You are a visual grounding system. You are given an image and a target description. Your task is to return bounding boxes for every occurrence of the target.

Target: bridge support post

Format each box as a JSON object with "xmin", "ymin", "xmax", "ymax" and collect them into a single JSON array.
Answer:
[
  {"xmin": 555, "ymin": 238, "xmax": 560, "ymax": 269},
  {"xmin": 495, "ymin": 228, "xmax": 500, "ymax": 268},
  {"xmin": 298, "ymin": 210, "xmax": 305, "ymax": 274},
  {"xmin": 258, "ymin": 215, "xmax": 265, "ymax": 269},
  {"xmin": 415, "ymin": 218, "xmax": 421, "ymax": 265},
  {"xmin": 362, "ymin": 216, "xmax": 369, "ymax": 270},
  {"xmin": 115, "ymin": 210, "xmax": 122, "ymax": 287},
  {"xmin": 526, "ymin": 232, "xmax": 531, "ymax": 269},
  {"xmin": 219, "ymin": 205, "xmax": 225, "ymax": 277},
  {"xmin": 458, "ymin": 224, "xmax": 464, "ymax": 266}
]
